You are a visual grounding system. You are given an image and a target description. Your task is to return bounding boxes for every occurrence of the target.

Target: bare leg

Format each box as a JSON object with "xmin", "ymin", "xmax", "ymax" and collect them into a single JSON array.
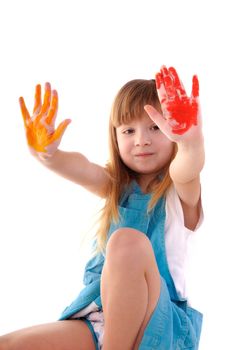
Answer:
[
  {"xmin": 101, "ymin": 228, "xmax": 161, "ymax": 350},
  {"xmin": 0, "ymin": 320, "xmax": 96, "ymax": 350}
]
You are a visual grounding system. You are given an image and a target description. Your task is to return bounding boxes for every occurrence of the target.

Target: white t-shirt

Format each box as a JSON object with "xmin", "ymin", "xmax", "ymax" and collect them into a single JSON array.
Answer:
[{"xmin": 165, "ymin": 185, "xmax": 203, "ymax": 302}]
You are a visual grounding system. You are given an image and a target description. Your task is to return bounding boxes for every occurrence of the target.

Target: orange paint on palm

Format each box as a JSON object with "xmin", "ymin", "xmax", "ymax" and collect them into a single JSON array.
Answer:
[
  {"xmin": 19, "ymin": 83, "xmax": 71, "ymax": 154},
  {"xmin": 27, "ymin": 121, "xmax": 50, "ymax": 152}
]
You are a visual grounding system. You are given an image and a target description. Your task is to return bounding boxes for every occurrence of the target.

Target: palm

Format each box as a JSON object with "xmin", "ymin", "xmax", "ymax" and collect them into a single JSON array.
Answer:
[
  {"xmin": 145, "ymin": 66, "xmax": 202, "ymax": 144},
  {"xmin": 19, "ymin": 82, "xmax": 71, "ymax": 155}
]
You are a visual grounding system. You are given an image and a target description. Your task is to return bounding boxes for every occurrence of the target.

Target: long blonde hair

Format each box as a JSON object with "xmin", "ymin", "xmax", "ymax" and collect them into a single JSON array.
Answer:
[{"xmin": 94, "ymin": 79, "xmax": 176, "ymax": 254}]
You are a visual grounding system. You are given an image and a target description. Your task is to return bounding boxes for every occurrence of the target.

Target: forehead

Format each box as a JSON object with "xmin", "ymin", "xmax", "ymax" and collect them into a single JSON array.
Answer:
[
  {"xmin": 117, "ymin": 112, "xmax": 154, "ymax": 127},
  {"xmin": 113, "ymin": 101, "xmax": 160, "ymax": 128}
]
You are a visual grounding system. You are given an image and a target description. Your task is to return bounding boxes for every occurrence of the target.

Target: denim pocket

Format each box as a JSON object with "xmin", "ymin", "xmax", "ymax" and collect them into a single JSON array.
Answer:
[{"xmin": 173, "ymin": 304, "xmax": 202, "ymax": 349}]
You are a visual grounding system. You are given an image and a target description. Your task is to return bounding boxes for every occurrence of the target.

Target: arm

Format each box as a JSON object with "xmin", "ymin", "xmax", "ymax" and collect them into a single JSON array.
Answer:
[
  {"xmin": 41, "ymin": 150, "xmax": 110, "ymax": 197},
  {"xmin": 144, "ymin": 66, "xmax": 205, "ymax": 229},
  {"xmin": 19, "ymin": 82, "xmax": 110, "ymax": 198},
  {"xmin": 169, "ymin": 140, "xmax": 204, "ymax": 230},
  {"xmin": 169, "ymin": 138, "xmax": 205, "ymax": 206}
]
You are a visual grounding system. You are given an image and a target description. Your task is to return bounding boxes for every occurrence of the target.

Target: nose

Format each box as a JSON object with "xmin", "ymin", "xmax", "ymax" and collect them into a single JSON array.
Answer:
[{"xmin": 135, "ymin": 131, "xmax": 152, "ymax": 146}]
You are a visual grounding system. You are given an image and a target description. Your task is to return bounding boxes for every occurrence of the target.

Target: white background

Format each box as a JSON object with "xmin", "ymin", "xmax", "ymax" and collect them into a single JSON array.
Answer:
[{"xmin": 0, "ymin": 0, "xmax": 231, "ymax": 348}]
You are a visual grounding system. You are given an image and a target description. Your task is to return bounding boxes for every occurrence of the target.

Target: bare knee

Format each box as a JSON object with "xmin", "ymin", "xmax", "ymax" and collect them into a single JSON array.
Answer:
[
  {"xmin": 0, "ymin": 336, "xmax": 5, "ymax": 350},
  {"xmin": 0, "ymin": 321, "xmax": 96, "ymax": 350},
  {"xmin": 106, "ymin": 228, "xmax": 155, "ymax": 267},
  {"xmin": 0, "ymin": 329, "xmax": 49, "ymax": 350},
  {"xmin": 0, "ymin": 332, "xmax": 33, "ymax": 350},
  {"xmin": 0, "ymin": 334, "xmax": 11, "ymax": 350}
]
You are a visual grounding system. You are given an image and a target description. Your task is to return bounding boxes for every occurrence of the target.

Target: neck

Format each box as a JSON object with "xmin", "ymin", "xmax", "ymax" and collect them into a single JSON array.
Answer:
[{"xmin": 136, "ymin": 173, "xmax": 161, "ymax": 193}]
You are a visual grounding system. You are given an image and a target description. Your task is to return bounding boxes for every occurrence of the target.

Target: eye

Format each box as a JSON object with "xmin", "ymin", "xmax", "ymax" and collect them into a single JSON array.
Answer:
[
  {"xmin": 123, "ymin": 128, "xmax": 135, "ymax": 134},
  {"xmin": 150, "ymin": 125, "xmax": 159, "ymax": 131}
]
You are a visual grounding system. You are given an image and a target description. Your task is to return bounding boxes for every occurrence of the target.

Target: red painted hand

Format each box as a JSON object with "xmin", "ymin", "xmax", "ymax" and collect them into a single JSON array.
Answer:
[
  {"xmin": 155, "ymin": 65, "xmax": 200, "ymax": 135},
  {"xmin": 19, "ymin": 83, "xmax": 71, "ymax": 158}
]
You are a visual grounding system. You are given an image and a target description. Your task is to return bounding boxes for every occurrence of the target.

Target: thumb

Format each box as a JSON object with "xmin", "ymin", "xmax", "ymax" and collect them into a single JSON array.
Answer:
[
  {"xmin": 51, "ymin": 118, "xmax": 72, "ymax": 144},
  {"xmin": 144, "ymin": 105, "xmax": 167, "ymax": 131}
]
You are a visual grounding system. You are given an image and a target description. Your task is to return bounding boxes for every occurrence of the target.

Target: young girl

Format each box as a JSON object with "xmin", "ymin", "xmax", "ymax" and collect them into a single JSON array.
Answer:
[{"xmin": 0, "ymin": 66, "xmax": 205, "ymax": 350}]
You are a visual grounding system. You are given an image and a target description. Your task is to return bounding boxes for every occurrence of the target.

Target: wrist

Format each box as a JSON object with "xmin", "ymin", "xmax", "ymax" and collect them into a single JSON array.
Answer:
[
  {"xmin": 36, "ymin": 148, "xmax": 60, "ymax": 165},
  {"xmin": 176, "ymin": 133, "xmax": 204, "ymax": 153},
  {"xmin": 38, "ymin": 152, "xmax": 54, "ymax": 162}
]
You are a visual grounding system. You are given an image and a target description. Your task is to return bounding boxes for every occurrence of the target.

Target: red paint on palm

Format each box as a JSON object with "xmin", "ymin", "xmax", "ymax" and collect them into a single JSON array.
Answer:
[
  {"xmin": 155, "ymin": 66, "xmax": 199, "ymax": 135},
  {"xmin": 166, "ymin": 98, "xmax": 198, "ymax": 135}
]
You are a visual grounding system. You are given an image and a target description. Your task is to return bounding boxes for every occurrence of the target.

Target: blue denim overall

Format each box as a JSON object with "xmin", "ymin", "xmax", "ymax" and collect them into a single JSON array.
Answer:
[{"xmin": 60, "ymin": 182, "xmax": 203, "ymax": 349}]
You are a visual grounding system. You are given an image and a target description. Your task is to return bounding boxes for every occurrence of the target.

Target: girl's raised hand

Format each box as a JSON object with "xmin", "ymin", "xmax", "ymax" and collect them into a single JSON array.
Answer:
[
  {"xmin": 19, "ymin": 82, "xmax": 71, "ymax": 159},
  {"xmin": 144, "ymin": 66, "xmax": 202, "ymax": 144}
]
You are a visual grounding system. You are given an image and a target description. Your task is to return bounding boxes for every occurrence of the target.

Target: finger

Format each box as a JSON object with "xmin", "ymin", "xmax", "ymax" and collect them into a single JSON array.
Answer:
[
  {"xmin": 160, "ymin": 65, "xmax": 172, "ymax": 89},
  {"xmin": 50, "ymin": 119, "xmax": 72, "ymax": 144},
  {"xmin": 46, "ymin": 89, "xmax": 58, "ymax": 126},
  {"xmin": 40, "ymin": 82, "xmax": 51, "ymax": 116},
  {"xmin": 160, "ymin": 65, "xmax": 176, "ymax": 98},
  {"xmin": 168, "ymin": 67, "xmax": 187, "ymax": 98},
  {"xmin": 34, "ymin": 82, "xmax": 51, "ymax": 127},
  {"xmin": 160, "ymin": 65, "xmax": 169, "ymax": 77},
  {"xmin": 191, "ymin": 75, "xmax": 199, "ymax": 98},
  {"xmin": 33, "ymin": 84, "xmax": 41, "ymax": 115},
  {"xmin": 155, "ymin": 72, "xmax": 162, "ymax": 89},
  {"xmin": 155, "ymin": 72, "xmax": 167, "ymax": 105},
  {"xmin": 19, "ymin": 97, "xmax": 31, "ymax": 127}
]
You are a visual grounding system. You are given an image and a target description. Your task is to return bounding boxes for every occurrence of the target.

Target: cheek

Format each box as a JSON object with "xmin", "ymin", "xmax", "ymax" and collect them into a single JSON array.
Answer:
[
  {"xmin": 165, "ymin": 139, "xmax": 175, "ymax": 152},
  {"xmin": 117, "ymin": 137, "xmax": 131, "ymax": 156},
  {"xmin": 166, "ymin": 143, "xmax": 175, "ymax": 160},
  {"xmin": 167, "ymin": 145, "xmax": 175, "ymax": 160},
  {"xmin": 157, "ymin": 137, "xmax": 174, "ymax": 157}
]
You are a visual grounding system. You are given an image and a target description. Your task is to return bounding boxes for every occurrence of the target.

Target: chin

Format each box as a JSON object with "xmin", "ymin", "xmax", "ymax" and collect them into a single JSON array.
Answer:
[{"xmin": 134, "ymin": 168, "xmax": 158, "ymax": 176}]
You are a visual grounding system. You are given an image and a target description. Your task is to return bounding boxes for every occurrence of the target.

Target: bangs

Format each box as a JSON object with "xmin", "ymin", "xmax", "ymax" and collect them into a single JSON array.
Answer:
[{"xmin": 111, "ymin": 79, "xmax": 160, "ymax": 127}]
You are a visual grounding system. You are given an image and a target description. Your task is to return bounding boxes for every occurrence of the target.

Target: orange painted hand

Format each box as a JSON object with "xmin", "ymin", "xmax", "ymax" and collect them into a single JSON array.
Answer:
[
  {"xmin": 144, "ymin": 66, "xmax": 202, "ymax": 145},
  {"xmin": 19, "ymin": 82, "xmax": 71, "ymax": 159}
]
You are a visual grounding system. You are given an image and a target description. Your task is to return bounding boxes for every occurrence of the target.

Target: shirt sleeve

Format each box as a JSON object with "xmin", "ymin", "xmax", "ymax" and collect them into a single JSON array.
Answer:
[{"xmin": 166, "ymin": 185, "xmax": 204, "ymax": 234}]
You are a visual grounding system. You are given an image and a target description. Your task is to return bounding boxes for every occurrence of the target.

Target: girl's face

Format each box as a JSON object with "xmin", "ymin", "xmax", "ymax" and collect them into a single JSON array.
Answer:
[{"xmin": 116, "ymin": 111, "xmax": 174, "ymax": 186}]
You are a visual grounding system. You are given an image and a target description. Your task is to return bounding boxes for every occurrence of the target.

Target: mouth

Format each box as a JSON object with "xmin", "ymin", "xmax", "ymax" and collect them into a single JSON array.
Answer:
[{"xmin": 134, "ymin": 153, "xmax": 154, "ymax": 157}]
